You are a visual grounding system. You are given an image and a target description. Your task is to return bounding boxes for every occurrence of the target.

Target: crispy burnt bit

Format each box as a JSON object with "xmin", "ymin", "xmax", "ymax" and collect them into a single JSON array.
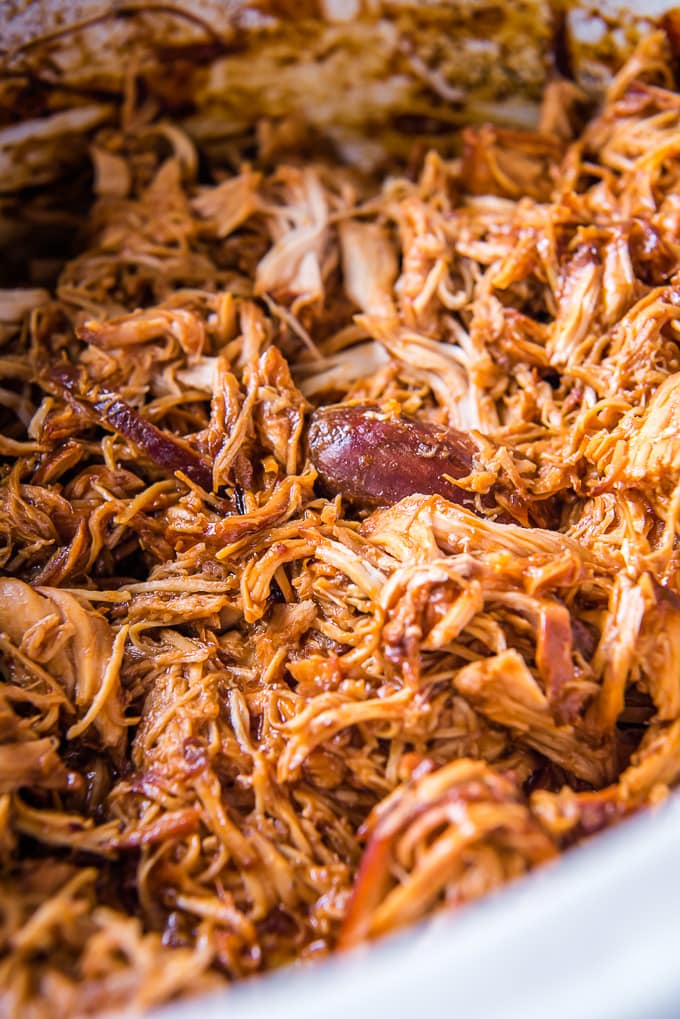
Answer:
[
  {"xmin": 551, "ymin": 6, "xmax": 574, "ymax": 81},
  {"xmin": 44, "ymin": 361, "xmax": 214, "ymax": 491}
]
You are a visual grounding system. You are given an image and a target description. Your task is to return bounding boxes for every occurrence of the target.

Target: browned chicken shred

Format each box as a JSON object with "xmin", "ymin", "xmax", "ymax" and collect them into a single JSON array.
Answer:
[{"xmin": 3, "ymin": 25, "xmax": 680, "ymax": 1018}]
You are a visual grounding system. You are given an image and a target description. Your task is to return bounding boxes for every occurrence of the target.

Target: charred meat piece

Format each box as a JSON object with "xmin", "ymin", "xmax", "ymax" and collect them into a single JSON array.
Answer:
[
  {"xmin": 46, "ymin": 362, "xmax": 213, "ymax": 491},
  {"xmin": 309, "ymin": 403, "xmax": 506, "ymax": 516}
]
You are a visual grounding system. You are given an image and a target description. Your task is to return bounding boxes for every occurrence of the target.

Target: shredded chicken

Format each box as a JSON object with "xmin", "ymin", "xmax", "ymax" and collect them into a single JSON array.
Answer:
[{"xmin": 2, "ymin": 15, "xmax": 680, "ymax": 1019}]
